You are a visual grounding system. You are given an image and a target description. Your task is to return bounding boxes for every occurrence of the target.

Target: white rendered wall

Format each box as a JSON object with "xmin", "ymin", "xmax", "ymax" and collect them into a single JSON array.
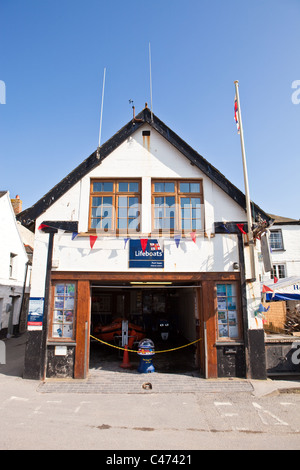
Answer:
[
  {"xmin": 30, "ymin": 124, "xmax": 262, "ymax": 329},
  {"xmin": 258, "ymin": 225, "xmax": 300, "ymax": 281},
  {"xmin": 0, "ymin": 193, "xmax": 29, "ymax": 329}
]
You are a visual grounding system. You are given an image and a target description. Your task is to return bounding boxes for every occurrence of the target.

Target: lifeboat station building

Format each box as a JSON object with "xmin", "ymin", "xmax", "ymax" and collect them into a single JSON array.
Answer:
[{"xmin": 18, "ymin": 107, "xmax": 272, "ymax": 381}]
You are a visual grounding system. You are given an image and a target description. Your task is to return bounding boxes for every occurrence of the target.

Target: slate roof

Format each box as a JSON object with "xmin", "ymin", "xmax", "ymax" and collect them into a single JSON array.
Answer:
[
  {"xmin": 17, "ymin": 107, "xmax": 271, "ymax": 229},
  {"xmin": 268, "ymin": 214, "xmax": 300, "ymax": 225}
]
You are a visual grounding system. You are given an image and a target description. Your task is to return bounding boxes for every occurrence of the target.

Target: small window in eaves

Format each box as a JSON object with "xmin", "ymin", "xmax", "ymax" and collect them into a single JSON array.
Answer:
[{"xmin": 142, "ymin": 130, "xmax": 151, "ymax": 136}]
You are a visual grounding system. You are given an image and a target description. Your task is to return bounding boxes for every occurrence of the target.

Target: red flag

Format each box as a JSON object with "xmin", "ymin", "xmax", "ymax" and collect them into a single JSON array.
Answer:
[
  {"xmin": 262, "ymin": 285, "xmax": 273, "ymax": 293},
  {"xmin": 140, "ymin": 239, "xmax": 148, "ymax": 252},
  {"xmin": 274, "ymin": 276, "xmax": 278, "ymax": 283},
  {"xmin": 90, "ymin": 235, "xmax": 97, "ymax": 249},
  {"xmin": 190, "ymin": 232, "xmax": 196, "ymax": 243},
  {"xmin": 237, "ymin": 223, "xmax": 246, "ymax": 234}
]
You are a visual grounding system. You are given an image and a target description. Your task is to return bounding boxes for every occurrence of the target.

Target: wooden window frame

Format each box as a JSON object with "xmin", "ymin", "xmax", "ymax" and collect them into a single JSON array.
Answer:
[
  {"xmin": 215, "ymin": 281, "xmax": 243, "ymax": 341},
  {"xmin": 151, "ymin": 179, "xmax": 204, "ymax": 235},
  {"xmin": 48, "ymin": 281, "xmax": 77, "ymax": 342},
  {"xmin": 89, "ymin": 179, "xmax": 141, "ymax": 234}
]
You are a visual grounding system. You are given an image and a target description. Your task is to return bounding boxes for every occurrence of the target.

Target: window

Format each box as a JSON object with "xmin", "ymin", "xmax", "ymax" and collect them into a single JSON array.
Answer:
[
  {"xmin": 271, "ymin": 264, "xmax": 286, "ymax": 279},
  {"xmin": 216, "ymin": 283, "xmax": 240, "ymax": 339},
  {"xmin": 50, "ymin": 282, "xmax": 76, "ymax": 340},
  {"xmin": 89, "ymin": 180, "xmax": 140, "ymax": 233},
  {"xmin": 269, "ymin": 230, "xmax": 284, "ymax": 250},
  {"xmin": 152, "ymin": 180, "xmax": 203, "ymax": 234}
]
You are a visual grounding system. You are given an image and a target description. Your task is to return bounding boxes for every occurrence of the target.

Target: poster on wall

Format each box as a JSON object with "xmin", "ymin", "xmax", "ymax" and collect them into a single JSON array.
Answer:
[
  {"xmin": 27, "ymin": 297, "xmax": 44, "ymax": 331},
  {"xmin": 129, "ymin": 239, "xmax": 164, "ymax": 268}
]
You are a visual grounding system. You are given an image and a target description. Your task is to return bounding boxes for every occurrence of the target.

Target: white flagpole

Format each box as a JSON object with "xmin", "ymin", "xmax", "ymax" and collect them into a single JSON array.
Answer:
[
  {"xmin": 97, "ymin": 67, "xmax": 106, "ymax": 160},
  {"xmin": 234, "ymin": 80, "xmax": 256, "ymax": 280},
  {"xmin": 149, "ymin": 42, "xmax": 153, "ymax": 122}
]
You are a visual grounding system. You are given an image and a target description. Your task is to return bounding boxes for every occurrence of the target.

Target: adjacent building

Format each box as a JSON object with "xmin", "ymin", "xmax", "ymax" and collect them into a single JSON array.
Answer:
[{"xmin": 0, "ymin": 192, "xmax": 33, "ymax": 337}]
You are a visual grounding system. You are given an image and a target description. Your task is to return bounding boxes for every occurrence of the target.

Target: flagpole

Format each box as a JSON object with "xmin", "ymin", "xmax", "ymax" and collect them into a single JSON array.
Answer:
[
  {"xmin": 234, "ymin": 80, "xmax": 256, "ymax": 281},
  {"xmin": 97, "ymin": 67, "xmax": 106, "ymax": 160}
]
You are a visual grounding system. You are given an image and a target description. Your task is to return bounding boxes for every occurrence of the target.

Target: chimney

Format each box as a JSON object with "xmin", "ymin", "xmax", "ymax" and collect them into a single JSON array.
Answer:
[{"xmin": 11, "ymin": 195, "xmax": 22, "ymax": 215}]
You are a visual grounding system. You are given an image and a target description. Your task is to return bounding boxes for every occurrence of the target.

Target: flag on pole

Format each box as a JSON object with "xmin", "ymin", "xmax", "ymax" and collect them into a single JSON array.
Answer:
[{"xmin": 234, "ymin": 95, "xmax": 240, "ymax": 134}]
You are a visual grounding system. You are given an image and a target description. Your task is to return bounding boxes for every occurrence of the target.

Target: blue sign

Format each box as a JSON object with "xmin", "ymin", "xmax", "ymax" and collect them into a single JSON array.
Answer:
[
  {"xmin": 129, "ymin": 239, "xmax": 164, "ymax": 268},
  {"xmin": 27, "ymin": 297, "xmax": 44, "ymax": 330}
]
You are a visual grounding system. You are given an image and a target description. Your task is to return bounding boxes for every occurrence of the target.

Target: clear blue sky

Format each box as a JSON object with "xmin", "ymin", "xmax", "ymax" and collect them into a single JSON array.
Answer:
[{"xmin": 1, "ymin": 0, "xmax": 299, "ymax": 219}]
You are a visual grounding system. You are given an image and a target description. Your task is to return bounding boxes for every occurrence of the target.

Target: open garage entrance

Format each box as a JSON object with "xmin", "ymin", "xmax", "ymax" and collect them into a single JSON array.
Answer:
[{"xmin": 89, "ymin": 282, "xmax": 201, "ymax": 375}]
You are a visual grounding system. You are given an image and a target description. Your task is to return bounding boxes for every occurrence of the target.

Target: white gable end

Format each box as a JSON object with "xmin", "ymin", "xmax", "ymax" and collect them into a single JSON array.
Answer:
[{"xmin": 37, "ymin": 124, "xmax": 246, "ymax": 235}]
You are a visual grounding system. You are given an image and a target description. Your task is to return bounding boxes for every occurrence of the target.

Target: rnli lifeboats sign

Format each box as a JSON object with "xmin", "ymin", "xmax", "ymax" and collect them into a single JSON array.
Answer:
[{"xmin": 129, "ymin": 239, "xmax": 164, "ymax": 268}]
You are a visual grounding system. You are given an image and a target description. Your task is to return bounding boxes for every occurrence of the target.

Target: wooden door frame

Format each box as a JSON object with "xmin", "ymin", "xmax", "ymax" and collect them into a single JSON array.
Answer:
[{"xmin": 51, "ymin": 271, "xmax": 240, "ymax": 379}]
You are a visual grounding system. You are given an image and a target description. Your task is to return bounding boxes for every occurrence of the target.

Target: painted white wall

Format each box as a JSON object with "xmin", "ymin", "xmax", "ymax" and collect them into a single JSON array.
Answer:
[
  {"xmin": 258, "ymin": 224, "xmax": 300, "ymax": 281},
  {"xmin": 0, "ymin": 192, "xmax": 30, "ymax": 330},
  {"xmin": 30, "ymin": 124, "xmax": 262, "ymax": 329}
]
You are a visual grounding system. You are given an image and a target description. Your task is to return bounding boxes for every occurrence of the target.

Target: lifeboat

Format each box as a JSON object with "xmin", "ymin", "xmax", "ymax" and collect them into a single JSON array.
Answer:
[{"xmin": 93, "ymin": 317, "xmax": 146, "ymax": 344}]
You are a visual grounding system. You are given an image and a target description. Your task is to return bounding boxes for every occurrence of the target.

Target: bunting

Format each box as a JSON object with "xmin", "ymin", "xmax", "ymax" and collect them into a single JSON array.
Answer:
[
  {"xmin": 71, "ymin": 232, "xmax": 78, "ymax": 240},
  {"xmin": 190, "ymin": 232, "xmax": 196, "ymax": 243},
  {"xmin": 237, "ymin": 223, "xmax": 246, "ymax": 234},
  {"xmin": 140, "ymin": 239, "xmax": 148, "ymax": 252},
  {"xmin": 221, "ymin": 223, "xmax": 230, "ymax": 233},
  {"xmin": 89, "ymin": 235, "xmax": 97, "ymax": 249},
  {"xmin": 257, "ymin": 303, "xmax": 270, "ymax": 313},
  {"xmin": 174, "ymin": 235, "xmax": 181, "ymax": 248},
  {"xmin": 38, "ymin": 223, "xmax": 49, "ymax": 231},
  {"xmin": 262, "ymin": 284, "xmax": 273, "ymax": 293},
  {"xmin": 124, "ymin": 238, "xmax": 129, "ymax": 249}
]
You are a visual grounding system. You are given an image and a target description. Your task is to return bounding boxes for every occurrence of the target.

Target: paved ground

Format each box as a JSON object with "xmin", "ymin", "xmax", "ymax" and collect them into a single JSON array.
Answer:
[
  {"xmin": 1, "ymin": 334, "xmax": 300, "ymax": 450},
  {"xmin": 1, "ymin": 333, "xmax": 300, "ymax": 397}
]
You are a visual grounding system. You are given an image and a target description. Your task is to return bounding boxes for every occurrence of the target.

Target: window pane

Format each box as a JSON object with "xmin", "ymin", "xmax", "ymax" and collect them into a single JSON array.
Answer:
[
  {"xmin": 154, "ymin": 196, "xmax": 164, "ymax": 206},
  {"xmin": 180, "ymin": 182, "xmax": 189, "ymax": 193},
  {"xmin": 93, "ymin": 182, "xmax": 113, "ymax": 192},
  {"xmin": 128, "ymin": 207, "xmax": 139, "ymax": 218},
  {"xmin": 118, "ymin": 196, "xmax": 128, "ymax": 207},
  {"xmin": 193, "ymin": 218, "xmax": 202, "ymax": 230},
  {"xmin": 128, "ymin": 197, "xmax": 138, "ymax": 206},
  {"xmin": 190, "ymin": 183, "xmax": 200, "ymax": 192},
  {"xmin": 91, "ymin": 218, "xmax": 101, "ymax": 229},
  {"xmin": 181, "ymin": 206, "xmax": 191, "ymax": 218},
  {"xmin": 192, "ymin": 207, "xmax": 201, "ymax": 218},
  {"xmin": 92, "ymin": 197, "xmax": 102, "ymax": 206},
  {"xmin": 166, "ymin": 196, "xmax": 175, "ymax": 207},
  {"xmin": 129, "ymin": 182, "xmax": 139, "ymax": 192},
  {"xmin": 182, "ymin": 219, "xmax": 191, "ymax": 230},
  {"xmin": 128, "ymin": 218, "xmax": 139, "ymax": 230},
  {"xmin": 102, "ymin": 196, "xmax": 112, "ymax": 206},
  {"xmin": 118, "ymin": 182, "xmax": 129, "ymax": 192},
  {"xmin": 154, "ymin": 219, "xmax": 162, "ymax": 229},
  {"xmin": 191, "ymin": 197, "xmax": 201, "ymax": 208},
  {"xmin": 154, "ymin": 182, "xmax": 164, "ymax": 192},
  {"xmin": 118, "ymin": 218, "xmax": 127, "ymax": 229},
  {"xmin": 118, "ymin": 207, "xmax": 128, "ymax": 218},
  {"xmin": 165, "ymin": 182, "xmax": 175, "ymax": 192},
  {"xmin": 102, "ymin": 218, "xmax": 112, "ymax": 230},
  {"xmin": 92, "ymin": 182, "xmax": 102, "ymax": 192},
  {"xmin": 102, "ymin": 182, "xmax": 113, "ymax": 192},
  {"xmin": 101, "ymin": 206, "xmax": 112, "ymax": 218}
]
